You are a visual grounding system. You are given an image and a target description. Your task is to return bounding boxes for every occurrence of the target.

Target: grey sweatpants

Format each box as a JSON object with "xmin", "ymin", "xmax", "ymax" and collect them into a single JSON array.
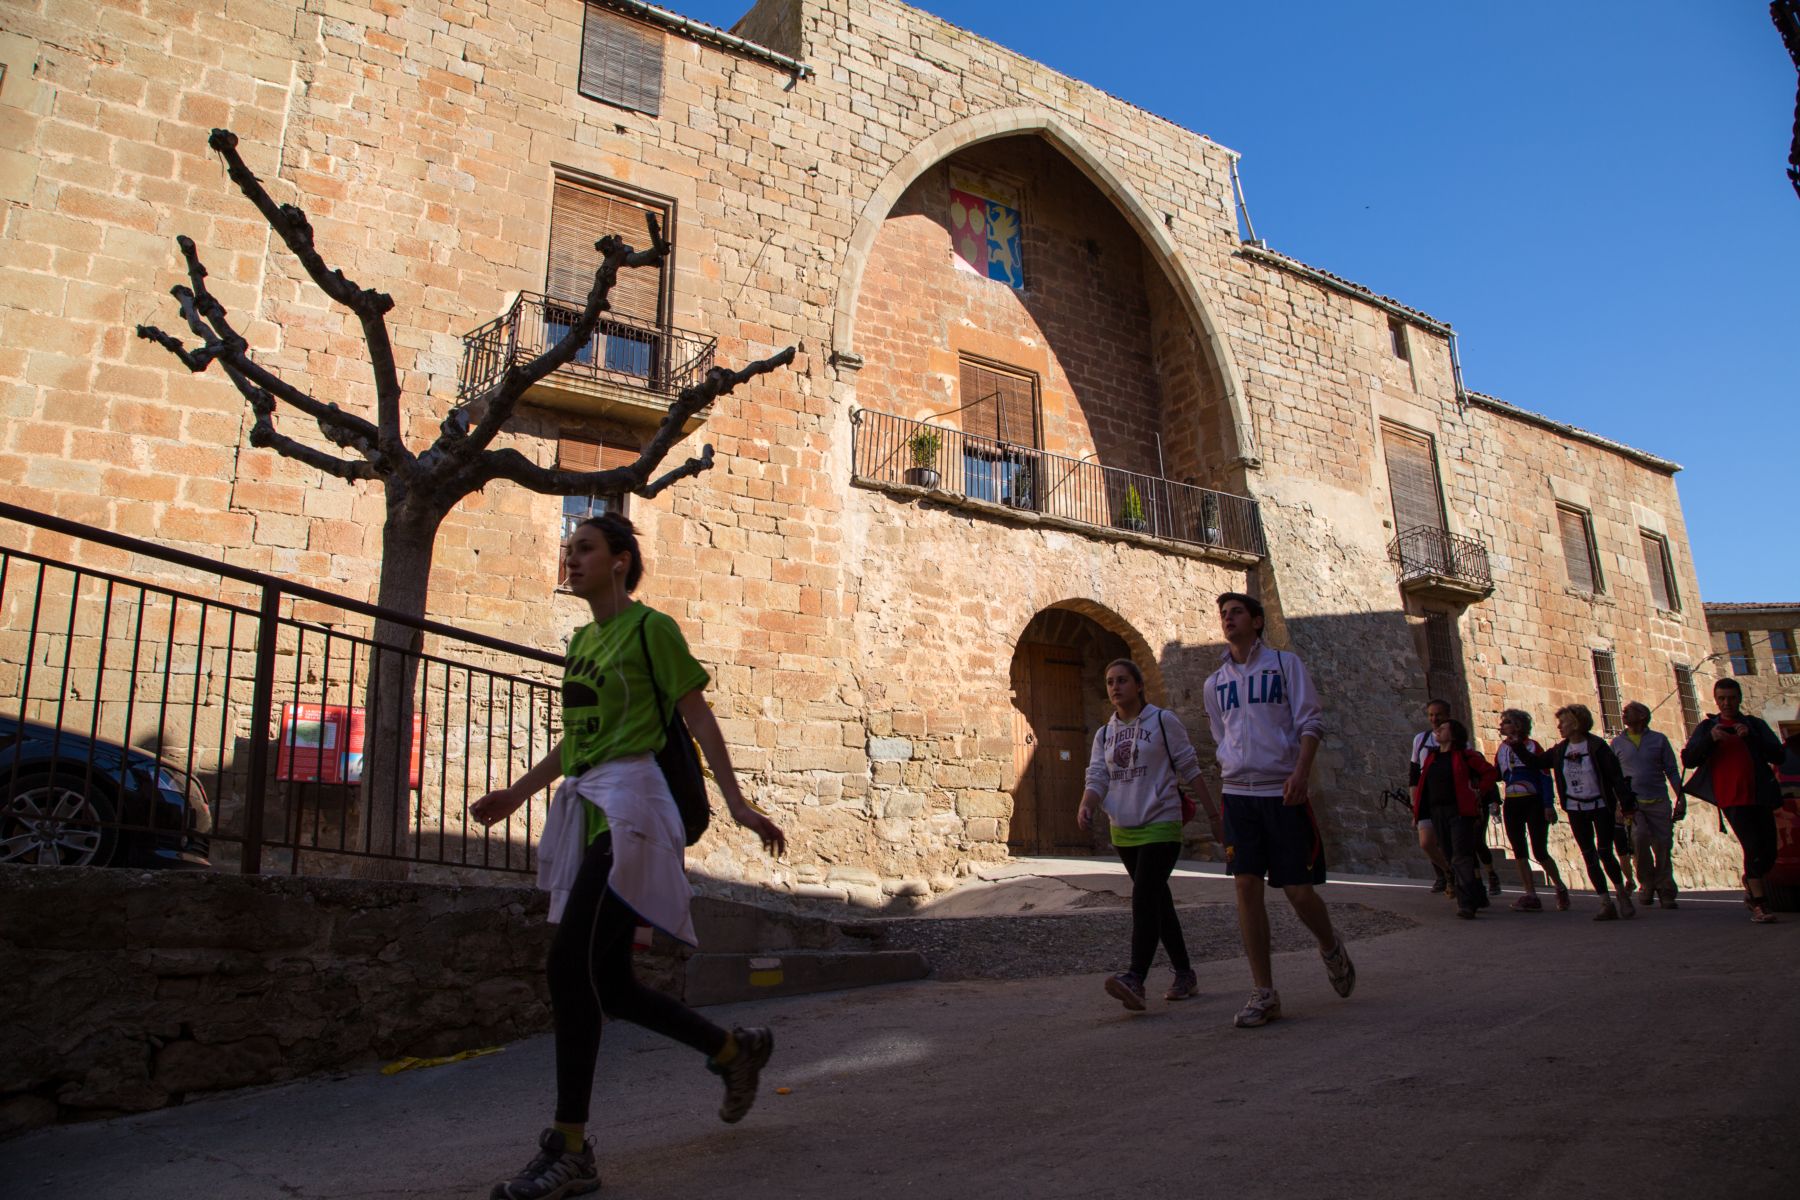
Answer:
[{"xmin": 1632, "ymin": 798, "xmax": 1677, "ymax": 901}]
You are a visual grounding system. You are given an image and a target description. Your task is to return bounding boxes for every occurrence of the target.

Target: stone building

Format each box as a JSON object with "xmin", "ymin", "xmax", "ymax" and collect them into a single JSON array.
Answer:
[
  {"xmin": 1704, "ymin": 603, "xmax": 1800, "ymax": 742},
  {"xmin": 0, "ymin": 0, "xmax": 1741, "ymax": 893}
]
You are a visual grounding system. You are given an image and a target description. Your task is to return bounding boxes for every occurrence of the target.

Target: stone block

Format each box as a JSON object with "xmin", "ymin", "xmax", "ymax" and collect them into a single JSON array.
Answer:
[{"xmin": 867, "ymin": 735, "xmax": 913, "ymax": 761}]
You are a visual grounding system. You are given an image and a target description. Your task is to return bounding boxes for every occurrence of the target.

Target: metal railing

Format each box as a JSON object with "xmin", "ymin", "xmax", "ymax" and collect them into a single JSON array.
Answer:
[
  {"xmin": 1387, "ymin": 525, "xmax": 1493, "ymax": 588},
  {"xmin": 0, "ymin": 500, "xmax": 561, "ymax": 879},
  {"xmin": 851, "ymin": 409, "xmax": 1267, "ymax": 557},
  {"xmin": 458, "ymin": 292, "xmax": 717, "ymax": 401}
]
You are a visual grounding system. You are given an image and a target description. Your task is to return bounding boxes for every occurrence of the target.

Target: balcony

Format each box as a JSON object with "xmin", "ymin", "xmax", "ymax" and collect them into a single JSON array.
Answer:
[
  {"xmin": 850, "ymin": 409, "xmax": 1267, "ymax": 560},
  {"xmin": 458, "ymin": 293, "xmax": 717, "ymax": 426},
  {"xmin": 1387, "ymin": 525, "xmax": 1494, "ymax": 603}
]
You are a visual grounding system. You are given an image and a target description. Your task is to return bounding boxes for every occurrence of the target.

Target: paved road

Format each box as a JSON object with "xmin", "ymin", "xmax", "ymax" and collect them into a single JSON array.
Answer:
[{"xmin": 6, "ymin": 873, "xmax": 1797, "ymax": 1200}]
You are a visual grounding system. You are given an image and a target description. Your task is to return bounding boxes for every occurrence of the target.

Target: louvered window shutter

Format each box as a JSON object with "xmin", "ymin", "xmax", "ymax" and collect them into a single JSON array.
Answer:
[
  {"xmin": 959, "ymin": 360, "xmax": 1039, "ymax": 448},
  {"xmin": 1641, "ymin": 532, "xmax": 1677, "ymax": 610},
  {"xmin": 1558, "ymin": 506, "xmax": 1598, "ymax": 593},
  {"xmin": 558, "ymin": 433, "xmax": 639, "ymax": 475},
  {"xmin": 546, "ymin": 182, "xmax": 664, "ymax": 324},
  {"xmin": 580, "ymin": 3, "xmax": 663, "ymax": 116},
  {"xmin": 1381, "ymin": 424, "xmax": 1444, "ymax": 535}
]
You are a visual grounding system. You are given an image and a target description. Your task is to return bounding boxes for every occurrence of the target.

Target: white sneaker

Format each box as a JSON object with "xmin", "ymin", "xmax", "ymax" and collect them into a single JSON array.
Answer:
[{"xmin": 1233, "ymin": 987, "xmax": 1282, "ymax": 1028}]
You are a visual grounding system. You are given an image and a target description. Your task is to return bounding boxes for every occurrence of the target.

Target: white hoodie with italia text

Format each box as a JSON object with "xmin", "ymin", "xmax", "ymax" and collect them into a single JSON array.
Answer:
[
  {"xmin": 1083, "ymin": 704, "xmax": 1202, "ymax": 829},
  {"xmin": 1203, "ymin": 641, "xmax": 1325, "ymax": 797}
]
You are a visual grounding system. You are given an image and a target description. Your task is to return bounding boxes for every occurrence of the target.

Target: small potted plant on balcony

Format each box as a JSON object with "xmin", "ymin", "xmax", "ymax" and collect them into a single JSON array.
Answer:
[
  {"xmin": 1118, "ymin": 483, "xmax": 1148, "ymax": 533},
  {"xmin": 903, "ymin": 426, "xmax": 942, "ymax": 489}
]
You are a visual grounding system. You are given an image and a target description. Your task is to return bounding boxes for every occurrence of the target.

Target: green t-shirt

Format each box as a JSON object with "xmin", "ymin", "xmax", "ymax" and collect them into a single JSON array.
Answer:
[
  {"xmin": 1110, "ymin": 820, "xmax": 1183, "ymax": 847},
  {"xmin": 559, "ymin": 603, "xmax": 710, "ymax": 842}
]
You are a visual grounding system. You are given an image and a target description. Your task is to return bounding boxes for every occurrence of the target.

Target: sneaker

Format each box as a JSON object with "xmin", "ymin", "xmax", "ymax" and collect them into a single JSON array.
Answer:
[
  {"xmin": 709, "ymin": 1027, "xmax": 774, "ymax": 1124},
  {"xmin": 1429, "ymin": 874, "xmax": 1448, "ymax": 894},
  {"xmin": 1487, "ymin": 871, "xmax": 1502, "ymax": 897},
  {"xmin": 1617, "ymin": 892, "xmax": 1635, "ymax": 920},
  {"xmin": 1164, "ymin": 969, "xmax": 1199, "ymax": 1002},
  {"xmin": 1554, "ymin": 884, "xmax": 1571, "ymax": 912},
  {"xmin": 1105, "ymin": 971, "xmax": 1147, "ymax": 1011},
  {"xmin": 1455, "ymin": 907, "xmax": 1476, "ymax": 920},
  {"xmin": 490, "ymin": 1129, "xmax": 600, "ymax": 1200},
  {"xmin": 1510, "ymin": 894, "xmax": 1542, "ymax": 912},
  {"xmin": 1593, "ymin": 900, "xmax": 1619, "ymax": 922},
  {"xmin": 1750, "ymin": 905, "xmax": 1779, "ymax": 924},
  {"xmin": 1659, "ymin": 897, "xmax": 1679, "ymax": 910},
  {"xmin": 1321, "ymin": 940, "xmax": 1355, "ymax": 998},
  {"xmin": 1233, "ymin": 988, "xmax": 1282, "ymax": 1028}
]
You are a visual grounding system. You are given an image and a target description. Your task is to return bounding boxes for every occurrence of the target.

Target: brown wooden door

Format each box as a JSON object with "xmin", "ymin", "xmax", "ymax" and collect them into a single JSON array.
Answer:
[{"xmin": 1010, "ymin": 642, "xmax": 1091, "ymax": 854}]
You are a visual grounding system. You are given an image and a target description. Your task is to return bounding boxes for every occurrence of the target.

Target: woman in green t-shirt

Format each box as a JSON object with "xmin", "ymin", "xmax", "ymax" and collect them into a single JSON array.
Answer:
[{"xmin": 472, "ymin": 513, "xmax": 785, "ymax": 1199}]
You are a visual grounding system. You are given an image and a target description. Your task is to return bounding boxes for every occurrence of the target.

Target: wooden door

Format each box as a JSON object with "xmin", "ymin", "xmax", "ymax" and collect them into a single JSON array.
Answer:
[{"xmin": 1010, "ymin": 642, "xmax": 1091, "ymax": 854}]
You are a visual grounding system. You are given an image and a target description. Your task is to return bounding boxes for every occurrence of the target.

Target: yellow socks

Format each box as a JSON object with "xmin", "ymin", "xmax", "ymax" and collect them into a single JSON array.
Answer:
[
  {"xmin": 552, "ymin": 1122, "xmax": 585, "ymax": 1153},
  {"xmin": 711, "ymin": 1032, "xmax": 739, "ymax": 1066}
]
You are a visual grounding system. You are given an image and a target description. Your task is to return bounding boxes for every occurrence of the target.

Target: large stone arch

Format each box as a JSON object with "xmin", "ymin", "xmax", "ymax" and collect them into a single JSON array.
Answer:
[{"xmin": 830, "ymin": 107, "xmax": 1259, "ymax": 467}]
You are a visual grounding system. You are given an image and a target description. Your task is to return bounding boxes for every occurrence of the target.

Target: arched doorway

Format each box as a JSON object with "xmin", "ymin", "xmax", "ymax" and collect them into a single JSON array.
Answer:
[{"xmin": 1007, "ymin": 605, "xmax": 1159, "ymax": 855}]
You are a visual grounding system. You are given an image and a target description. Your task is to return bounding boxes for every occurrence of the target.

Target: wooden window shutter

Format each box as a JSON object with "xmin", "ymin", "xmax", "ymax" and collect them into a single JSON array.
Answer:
[
  {"xmin": 1558, "ymin": 506, "xmax": 1599, "ymax": 593},
  {"xmin": 1591, "ymin": 650, "xmax": 1621, "ymax": 734},
  {"xmin": 1641, "ymin": 531, "xmax": 1677, "ymax": 610},
  {"xmin": 1381, "ymin": 424, "xmax": 1444, "ymax": 534},
  {"xmin": 1674, "ymin": 665, "xmax": 1701, "ymax": 734},
  {"xmin": 579, "ymin": 3, "xmax": 663, "ymax": 116},
  {"xmin": 959, "ymin": 359, "xmax": 1039, "ymax": 448},
  {"xmin": 558, "ymin": 433, "xmax": 639, "ymax": 476},
  {"xmin": 546, "ymin": 181, "xmax": 664, "ymax": 323}
]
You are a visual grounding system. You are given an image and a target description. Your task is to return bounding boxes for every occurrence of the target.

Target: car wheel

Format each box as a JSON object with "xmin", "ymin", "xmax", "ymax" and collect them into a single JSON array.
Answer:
[{"xmin": 1, "ymin": 772, "xmax": 120, "ymax": 867}]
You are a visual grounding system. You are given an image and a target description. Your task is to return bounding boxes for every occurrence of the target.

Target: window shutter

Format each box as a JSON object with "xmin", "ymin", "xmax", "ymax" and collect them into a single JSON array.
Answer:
[
  {"xmin": 1381, "ymin": 424, "xmax": 1444, "ymax": 534},
  {"xmin": 1591, "ymin": 650, "xmax": 1621, "ymax": 734},
  {"xmin": 580, "ymin": 3, "xmax": 663, "ymax": 116},
  {"xmin": 1641, "ymin": 532, "xmax": 1677, "ymax": 611},
  {"xmin": 558, "ymin": 433, "xmax": 639, "ymax": 475},
  {"xmin": 1674, "ymin": 665, "xmax": 1701, "ymax": 734},
  {"xmin": 959, "ymin": 360, "xmax": 1039, "ymax": 449},
  {"xmin": 1558, "ymin": 506, "xmax": 1598, "ymax": 593},
  {"xmin": 546, "ymin": 181, "xmax": 665, "ymax": 323}
]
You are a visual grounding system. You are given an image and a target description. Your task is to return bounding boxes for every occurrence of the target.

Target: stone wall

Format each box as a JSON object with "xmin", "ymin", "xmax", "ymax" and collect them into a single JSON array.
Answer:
[{"xmin": 1704, "ymin": 605, "xmax": 1800, "ymax": 733}]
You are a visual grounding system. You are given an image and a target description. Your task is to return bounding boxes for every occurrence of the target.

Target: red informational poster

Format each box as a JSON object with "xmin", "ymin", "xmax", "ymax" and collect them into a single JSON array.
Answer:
[{"xmin": 275, "ymin": 703, "xmax": 423, "ymax": 789}]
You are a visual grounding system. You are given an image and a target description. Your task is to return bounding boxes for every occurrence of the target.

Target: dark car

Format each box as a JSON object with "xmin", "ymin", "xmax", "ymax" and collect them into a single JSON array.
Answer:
[{"xmin": 1, "ymin": 715, "xmax": 212, "ymax": 869}]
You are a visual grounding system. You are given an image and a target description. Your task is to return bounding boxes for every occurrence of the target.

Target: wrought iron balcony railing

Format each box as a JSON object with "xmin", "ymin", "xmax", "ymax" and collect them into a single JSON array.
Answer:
[
  {"xmin": 457, "ymin": 292, "xmax": 716, "ymax": 402},
  {"xmin": 1387, "ymin": 525, "xmax": 1493, "ymax": 590},
  {"xmin": 851, "ymin": 409, "xmax": 1267, "ymax": 558}
]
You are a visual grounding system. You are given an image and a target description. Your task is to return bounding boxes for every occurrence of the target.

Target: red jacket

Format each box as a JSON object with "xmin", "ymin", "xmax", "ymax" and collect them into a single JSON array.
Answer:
[{"xmin": 1413, "ymin": 747, "xmax": 1501, "ymax": 819}]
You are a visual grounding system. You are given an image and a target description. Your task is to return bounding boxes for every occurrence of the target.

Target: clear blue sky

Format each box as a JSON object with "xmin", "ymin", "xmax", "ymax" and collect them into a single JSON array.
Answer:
[{"xmin": 684, "ymin": 1, "xmax": 1798, "ymax": 601}]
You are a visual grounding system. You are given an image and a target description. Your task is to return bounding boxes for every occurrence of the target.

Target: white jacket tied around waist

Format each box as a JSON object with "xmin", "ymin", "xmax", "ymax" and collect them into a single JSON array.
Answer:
[
  {"xmin": 536, "ymin": 753, "xmax": 697, "ymax": 946},
  {"xmin": 1203, "ymin": 640, "xmax": 1325, "ymax": 797},
  {"xmin": 1084, "ymin": 704, "xmax": 1200, "ymax": 828}
]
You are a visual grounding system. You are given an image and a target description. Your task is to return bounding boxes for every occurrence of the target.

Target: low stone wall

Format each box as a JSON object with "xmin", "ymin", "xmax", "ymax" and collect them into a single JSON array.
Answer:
[{"xmin": 0, "ymin": 867, "xmax": 681, "ymax": 1137}]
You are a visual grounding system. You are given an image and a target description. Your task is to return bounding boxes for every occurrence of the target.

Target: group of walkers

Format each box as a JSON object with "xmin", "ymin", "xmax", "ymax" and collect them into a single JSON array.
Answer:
[
  {"xmin": 464, "ymin": 512, "xmax": 1785, "ymax": 1199},
  {"xmin": 1403, "ymin": 679, "xmax": 1788, "ymax": 925}
]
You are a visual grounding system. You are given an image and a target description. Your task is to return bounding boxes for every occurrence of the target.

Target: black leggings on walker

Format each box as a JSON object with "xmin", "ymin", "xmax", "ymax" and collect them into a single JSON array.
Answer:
[
  {"xmin": 1567, "ymin": 807, "xmax": 1627, "ymax": 898},
  {"xmin": 548, "ymin": 833, "xmax": 727, "ymax": 1123},
  {"xmin": 1117, "ymin": 840, "xmax": 1190, "ymax": 979}
]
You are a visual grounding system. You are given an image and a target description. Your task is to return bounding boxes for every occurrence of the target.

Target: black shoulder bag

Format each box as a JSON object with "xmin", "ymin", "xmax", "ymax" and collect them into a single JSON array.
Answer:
[{"xmin": 638, "ymin": 614, "xmax": 710, "ymax": 846}]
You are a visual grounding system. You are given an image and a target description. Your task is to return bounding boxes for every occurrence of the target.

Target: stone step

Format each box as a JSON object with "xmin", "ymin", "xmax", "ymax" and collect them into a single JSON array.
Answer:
[{"xmin": 684, "ymin": 949, "xmax": 930, "ymax": 1007}]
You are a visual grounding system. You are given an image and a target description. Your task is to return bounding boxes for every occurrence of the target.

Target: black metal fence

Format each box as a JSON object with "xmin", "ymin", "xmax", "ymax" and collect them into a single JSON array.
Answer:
[
  {"xmin": 458, "ymin": 291, "xmax": 717, "ymax": 402},
  {"xmin": 0, "ymin": 500, "xmax": 560, "ymax": 878},
  {"xmin": 851, "ymin": 408, "xmax": 1267, "ymax": 557},
  {"xmin": 1387, "ymin": 525, "xmax": 1492, "ymax": 588}
]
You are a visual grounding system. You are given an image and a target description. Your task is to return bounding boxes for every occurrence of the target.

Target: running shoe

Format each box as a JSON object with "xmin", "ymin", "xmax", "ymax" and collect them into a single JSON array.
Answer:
[
  {"xmin": 490, "ymin": 1129, "xmax": 600, "ymax": 1200},
  {"xmin": 1510, "ymin": 894, "xmax": 1542, "ymax": 912},
  {"xmin": 1617, "ymin": 892, "xmax": 1635, "ymax": 920},
  {"xmin": 1429, "ymin": 874, "xmax": 1448, "ymax": 894},
  {"xmin": 1105, "ymin": 971, "xmax": 1147, "ymax": 1011},
  {"xmin": 1487, "ymin": 871, "xmax": 1502, "ymax": 897},
  {"xmin": 1233, "ymin": 987, "xmax": 1282, "ymax": 1028},
  {"xmin": 1321, "ymin": 939, "xmax": 1355, "ymax": 998},
  {"xmin": 710, "ymin": 1026, "xmax": 774, "ymax": 1124},
  {"xmin": 1593, "ymin": 900, "xmax": 1619, "ymax": 922},
  {"xmin": 1750, "ymin": 905, "xmax": 1779, "ymax": 924},
  {"xmin": 1164, "ymin": 969, "xmax": 1199, "ymax": 1001},
  {"xmin": 1554, "ymin": 883, "xmax": 1571, "ymax": 912},
  {"xmin": 1659, "ymin": 897, "xmax": 1679, "ymax": 910}
]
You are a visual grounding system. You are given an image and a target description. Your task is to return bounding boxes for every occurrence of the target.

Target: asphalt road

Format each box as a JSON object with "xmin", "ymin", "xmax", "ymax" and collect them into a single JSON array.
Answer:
[{"xmin": 5, "ymin": 873, "xmax": 1796, "ymax": 1200}]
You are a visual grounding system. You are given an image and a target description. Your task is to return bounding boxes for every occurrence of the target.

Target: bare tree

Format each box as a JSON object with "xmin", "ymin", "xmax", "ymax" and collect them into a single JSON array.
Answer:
[
  {"xmin": 1777, "ymin": 2, "xmax": 1800, "ymax": 199},
  {"xmin": 138, "ymin": 129, "xmax": 793, "ymax": 874}
]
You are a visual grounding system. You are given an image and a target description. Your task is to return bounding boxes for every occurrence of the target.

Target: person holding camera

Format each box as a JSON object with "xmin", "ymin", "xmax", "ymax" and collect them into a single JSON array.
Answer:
[{"xmin": 1680, "ymin": 678, "xmax": 1785, "ymax": 923}]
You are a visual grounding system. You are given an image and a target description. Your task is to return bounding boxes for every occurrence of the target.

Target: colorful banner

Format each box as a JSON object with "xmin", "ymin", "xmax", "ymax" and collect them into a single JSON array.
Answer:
[{"xmin": 949, "ymin": 185, "xmax": 1023, "ymax": 288}]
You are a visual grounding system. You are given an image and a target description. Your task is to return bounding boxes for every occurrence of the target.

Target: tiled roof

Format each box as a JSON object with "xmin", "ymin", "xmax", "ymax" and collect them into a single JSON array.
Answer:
[
  {"xmin": 1463, "ymin": 392, "xmax": 1681, "ymax": 474},
  {"xmin": 1236, "ymin": 244, "xmax": 1453, "ymax": 332},
  {"xmin": 1703, "ymin": 602, "xmax": 1800, "ymax": 612}
]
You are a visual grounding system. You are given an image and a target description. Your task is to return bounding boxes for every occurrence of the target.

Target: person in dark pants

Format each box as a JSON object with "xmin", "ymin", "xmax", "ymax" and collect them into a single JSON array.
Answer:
[
  {"xmin": 1411, "ymin": 718, "xmax": 1500, "ymax": 918},
  {"xmin": 1495, "ymin": 708, "xmax": 1570, "ymax": 911},
  {"xmin": 1408, "ymin": 699, "xmax": 1455, "ymax": 895},
  {"xmin": 471, "ymin": 514, "xmax": 787, "ymax": 1200},
  {"xmin": 1680, "ymin": 678, "xmax": 1786, "ymax": 923},
  {"xmin": 1528, "ymin": 704, "xmax": 1637, "ymax": 921},
  {"xmin": 1079, "ymin": 658, "xmax": 1216, "ymax": 1010}
]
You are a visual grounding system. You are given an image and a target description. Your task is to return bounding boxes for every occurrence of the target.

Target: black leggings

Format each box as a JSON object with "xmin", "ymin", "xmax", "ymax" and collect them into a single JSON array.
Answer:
[
  {"xmin": 1502, "ymin": 798, "xmax": 1554, "ymax": 871},
  {"xmin": 1567, "ymin": 807, "xmax": 1627, "ymax": 898},
  {"xmin": 1117, "ymin": 841, "xmax": 1189, "ymax": 978},
  {"xmin": 549, "ymin": 834, "xmax": 726, "ymax": 1124},
  {"xmin": 1724, "ymin": 804, "xmax": 1779, "ymax": 882}
]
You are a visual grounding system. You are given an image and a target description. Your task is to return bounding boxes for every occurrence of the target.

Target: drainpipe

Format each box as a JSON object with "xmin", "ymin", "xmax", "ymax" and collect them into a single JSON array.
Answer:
[
  {"xmin": 1228, "ymin": 155, "xmax": 1262, "ymax": 248},
  {"xmin": 1447, "ymin": 330, "xmax": 1468, "ymax": 408}
]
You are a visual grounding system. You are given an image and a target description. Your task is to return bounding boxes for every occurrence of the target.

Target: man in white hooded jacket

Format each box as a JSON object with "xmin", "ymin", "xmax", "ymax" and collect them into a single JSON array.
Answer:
[{"xmin": 1203, "ymin": 592, "xmax": 1355, "ymax": 1028}]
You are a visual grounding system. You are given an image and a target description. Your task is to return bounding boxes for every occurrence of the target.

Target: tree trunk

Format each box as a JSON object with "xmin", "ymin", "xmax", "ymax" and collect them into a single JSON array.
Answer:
[{"xmin": 349, "ymin": 499, "xmax": 445, "ymax": 882}]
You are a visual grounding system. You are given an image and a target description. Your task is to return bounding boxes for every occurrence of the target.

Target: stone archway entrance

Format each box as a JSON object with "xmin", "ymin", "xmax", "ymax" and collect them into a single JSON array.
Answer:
[{"xmin": 1008, "ymin": 605, "xmax": 1152, "ymax": 856}]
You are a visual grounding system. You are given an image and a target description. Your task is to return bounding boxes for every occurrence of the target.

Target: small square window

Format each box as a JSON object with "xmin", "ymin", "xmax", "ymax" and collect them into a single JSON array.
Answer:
[
  {"xmin": 1726, "ymin": 630, "xmax": 1755, "ymax": 676},
  {"xmin": 1771, "ymin": 630, "xmax": 1798, "ymax": 675},
  {"xmin": 1388, "ymin": 316, "xmax": 1410, "ymax": 361}
]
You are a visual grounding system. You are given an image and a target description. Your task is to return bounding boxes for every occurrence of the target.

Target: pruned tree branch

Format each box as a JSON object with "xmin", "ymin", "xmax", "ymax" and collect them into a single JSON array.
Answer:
[
  {"xmin": 232, "ymin": 369, "xmax": 380, "ymax": 483},
  {"xmin": 452, "ymin": 212, "xmax": 672, "ymax": 460},
  {"xmin": 206, "ymin": 128, "xmax": 409, "ymax": 462}
]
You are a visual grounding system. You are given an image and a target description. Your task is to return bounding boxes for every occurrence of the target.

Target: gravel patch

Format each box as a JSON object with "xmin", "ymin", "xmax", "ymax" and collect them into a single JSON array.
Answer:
[{"xmin": 858, "ymin": 901, "xmax": 1417, "ymax": 982}]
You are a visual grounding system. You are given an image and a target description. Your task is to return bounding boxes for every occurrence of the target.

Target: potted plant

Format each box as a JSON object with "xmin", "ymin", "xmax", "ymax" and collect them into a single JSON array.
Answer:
[
  {"xmin": 1118, "ymin": 483, "xmax": 1148, "ymax": 532},
  {"xmin": 903, "ymin": 426, "xmax": 941, "ymax": 489}
]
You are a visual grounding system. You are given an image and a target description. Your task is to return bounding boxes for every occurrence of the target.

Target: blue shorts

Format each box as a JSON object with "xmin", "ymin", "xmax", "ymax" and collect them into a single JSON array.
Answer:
[{"xmin": 1221, "ymin": 792, "xmax": 1328, "ymax": 887}]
